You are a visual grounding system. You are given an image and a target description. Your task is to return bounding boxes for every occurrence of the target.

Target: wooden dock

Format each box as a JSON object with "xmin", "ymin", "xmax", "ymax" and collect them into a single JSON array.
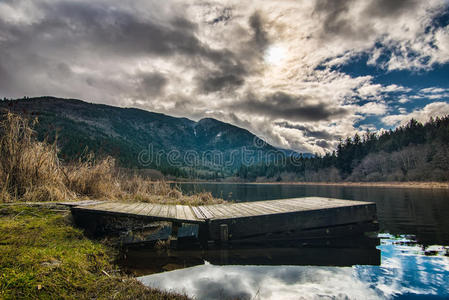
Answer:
[{"xmin": 67, "ymin": 197, "xmax": 377, "ymax": 243}]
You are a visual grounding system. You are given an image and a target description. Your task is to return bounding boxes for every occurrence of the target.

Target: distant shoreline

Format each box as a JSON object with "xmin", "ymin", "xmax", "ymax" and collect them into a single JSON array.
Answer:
[{"xmin": 168, "ymin": 181, "xmax": 449, "ymax": 189}]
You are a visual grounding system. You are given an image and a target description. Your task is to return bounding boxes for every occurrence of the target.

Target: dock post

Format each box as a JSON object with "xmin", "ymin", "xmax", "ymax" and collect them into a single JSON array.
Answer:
[
  {"xmin": 169, "ymin": 222, "xmax": 181, "ymax": 249},
  {"xmin": 220, "ymin": 224, "xmax": 229, "ymax": 244}
]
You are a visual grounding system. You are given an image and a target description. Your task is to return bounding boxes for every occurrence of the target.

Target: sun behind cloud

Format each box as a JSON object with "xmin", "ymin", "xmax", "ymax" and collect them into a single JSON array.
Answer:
[{"xmin": 264, "ymin": 44, "xmax": 287, "ymax": 65}]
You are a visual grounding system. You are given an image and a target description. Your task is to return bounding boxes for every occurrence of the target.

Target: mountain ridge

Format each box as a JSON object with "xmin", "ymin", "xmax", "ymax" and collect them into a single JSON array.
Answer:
[{"xmin": 0, "ymin": 96, "xmax": 294, "ymax": 178}]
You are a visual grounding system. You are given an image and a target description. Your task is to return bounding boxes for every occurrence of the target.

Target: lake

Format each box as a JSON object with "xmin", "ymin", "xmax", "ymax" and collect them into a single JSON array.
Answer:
[{"xmin": 133, "ymin": 183, "xmax": 449, "ymax": 299}]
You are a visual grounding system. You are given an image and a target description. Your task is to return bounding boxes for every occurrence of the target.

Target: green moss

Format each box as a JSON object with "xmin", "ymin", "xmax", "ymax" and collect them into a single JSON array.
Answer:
[{"xmin": 0, "ymin": 205, "xmax": 189, "ymax": 299}]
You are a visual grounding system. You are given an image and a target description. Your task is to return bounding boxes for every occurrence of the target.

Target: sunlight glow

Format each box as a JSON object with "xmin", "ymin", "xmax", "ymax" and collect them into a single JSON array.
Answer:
[{"xmin": 264, "ymin": 45, "xmax": 287, "ymax": 65}]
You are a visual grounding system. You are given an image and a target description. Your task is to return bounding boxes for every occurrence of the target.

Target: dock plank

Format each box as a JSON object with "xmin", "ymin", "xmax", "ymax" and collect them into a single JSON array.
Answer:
[
  {"xmin": 150, "ymin": 204, "xmax": 164, "ymax": 218},
  {"xmin": 167, "ymin": 205, "xmax": 176, "ymax": 219},
  {"xmin": 197, "ymin": 206, "xmax": 215, "ymax": 219},
  {"xmin": 102, "ymin": 203, "xmax": 130, "ymax": 213},
  {"xmin": 126, "ymin": 203, "xmax": 147, "ymax": 215},
  {"xmin": 137, "ymin": 203, "xmax": 156, "ymax": 216},
  {"xmin": 159, "ymin": 204, "xmax": 169, "ymax": 218},
  {"xmin": 225, "ymin": 203, "xmax": 257, "ymax": 217},
  {"xmin": 236, "ymin": 202, "xmax": 270, "ymax": 216},
  {"xmin": 82, "ymin": 202, "xmax": 117, "ymax": 211},
  {"xmin": 191, "ymin": 206, "xmax": 206, "ymax": 219},
  {"xmin": 175, "ymin": 205, "xmax": 185, "ymax": 220},
  {"xmin": 184, "ymin": 206, "xmax": 198, "ymax": 221},
  {"xmin": 206, "ymin": 205, "xmax": 228, "ymax": 218}
]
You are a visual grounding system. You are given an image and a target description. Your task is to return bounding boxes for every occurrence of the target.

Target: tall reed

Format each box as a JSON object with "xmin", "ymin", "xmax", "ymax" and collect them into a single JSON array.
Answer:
[{"xmin": 0, "ymin": 112, "xmax": 222, "ymax": 205}]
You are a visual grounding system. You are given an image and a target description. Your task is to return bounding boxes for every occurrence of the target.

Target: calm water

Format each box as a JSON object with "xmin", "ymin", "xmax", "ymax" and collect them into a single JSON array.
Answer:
[{"xmin": 135, "ymin": 184, "xmax": 449, "ymax": 299}]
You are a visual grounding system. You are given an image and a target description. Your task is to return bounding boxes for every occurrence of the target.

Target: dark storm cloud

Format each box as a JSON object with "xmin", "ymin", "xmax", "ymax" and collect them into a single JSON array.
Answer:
[
  {"xmin": 249, "ymin": 11, "xmax": 269, "ymax": 50},
  {"xmin": 313, "ymin": 0, "xmax": 377, "ymax": 42},
  {"xmin": 364, "ymin": 0, "xmax": 420, "ymax": 18},
  {"xmin": 313, "ymin": 0, "xmax": 420, "ymax": 41},
  {"xmin": 140, "ymin": 73, "xmax": 168, "ymax": 97},
  {"xmin": 0, "ymin": 1, "xmax": 253, "ymax": 97},
  {"xmin": 198, "ymin": 73, "xmax": 245, "ymax": 93},
  {"xmin": 316, "ymin": 140, "xmax": 331, "ymax": 148},
  {"xmin": 193, "ymin": 10, "xmax": 271, "ymax": 94},
  {"xmin": 275, "ymin": 121, "xmax": 335, "ymax": 140},
  {"xmin": 195, "ymin": 60, "xmax": 247, "ymax": 93},
  {"xmin": 314, "ymin": 0, "xmax": 352, "ymax": 36},
  {"xmin": 238, "ymin": 92, "xmax": 350, "ymax": 122},
  {"xmin": 34, "ymin": 2, "xmax": 202, "ymax": 57},
  {"xmin": 0, "ymin": 1, "xmax": 238, "ymax": 64}
]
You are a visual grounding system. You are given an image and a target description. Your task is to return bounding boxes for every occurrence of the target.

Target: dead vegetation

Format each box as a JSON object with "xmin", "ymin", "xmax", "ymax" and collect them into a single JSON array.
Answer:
[{"xmin": 0, "ymin": 112, "xmax": 222, "ymax": 205}]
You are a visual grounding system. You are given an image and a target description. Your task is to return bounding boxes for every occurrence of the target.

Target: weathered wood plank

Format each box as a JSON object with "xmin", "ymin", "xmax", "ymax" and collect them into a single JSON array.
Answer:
[
  {"xmin": 191, "ymin": 206, "xmax": 206, "ymax": 219},
  {"xmin": 103, "ymin": 203, "xmax": 130, "ymax": 213},
  {"xmin": 137, "ymin": 203, "xmax": 156, "ymax": 216},
  {"xmin": 159, "ymin": 204, "xmax": 169, "ymax": 218},
  {"xmin": 251, "ymin": 201, "xmax": 288, "ymax": 214},
  {"xmin": 237, "ymin": 202, "xmax": 270, "ymax": 216},
  {"xmin": 151, "ymin": 204, "xmax": 164, "ymax": 217},
  {"xmin": 206, "ymin": 205, "xmax": 228, "ymax": 218},
  {"xmin": 229, "ymin": 203, "xmax": 263, "ymax": 217},
  {"xmin": 184, "ymin": 206, "xmax": 197, "ymax": 221},
  {"xmin": 197, "ymin": 206, "xmax": 215, "ymax": 219},
  {"xmin": 126, "ymin": 203, "xmax": 147, "ymax": 214},
  {"xmin": 167, "ymin": 205, "xmax": 176, "ymax": 219},
  {"xmin": 82, "ymin": 202, "xmax": 117, "ymax": 211},
  {"xmin": 215, "ymin": 204, "xmax": 243, "ymax": 218},
  {"xmin": 175, "ymin": 205, "xmax": 185, "ymax": 220}
]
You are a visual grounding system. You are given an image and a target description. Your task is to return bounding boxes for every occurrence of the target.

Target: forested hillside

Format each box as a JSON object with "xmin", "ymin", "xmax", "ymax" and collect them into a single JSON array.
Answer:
[
  {"xmin": 237, "ymin": 116, "xmax": 449, "ymax": 182},
  {"xmin": 0, "ymin": 97, "xmax": 278, "ymax": 178}
]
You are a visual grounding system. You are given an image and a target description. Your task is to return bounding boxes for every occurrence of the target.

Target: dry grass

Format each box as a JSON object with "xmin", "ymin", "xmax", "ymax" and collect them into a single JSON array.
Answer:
[
  {"xmin": 0, "ymin": 112, "xmax": 223, "ymax": 205},
  {"xmin": 0, "ymin": 113, "xmax": 70, "ymax": 202}
]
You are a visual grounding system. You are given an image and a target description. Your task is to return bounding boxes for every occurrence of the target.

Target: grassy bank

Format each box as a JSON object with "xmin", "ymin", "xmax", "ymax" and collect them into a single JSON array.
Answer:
[{"xmin": 0, "ymin": 204, "xmax": 189, "ymax": 299}]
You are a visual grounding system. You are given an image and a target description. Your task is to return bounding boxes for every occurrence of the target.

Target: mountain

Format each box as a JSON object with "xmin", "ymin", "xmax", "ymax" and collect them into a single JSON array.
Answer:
[{"xmin": 0, "ymin": 97, "xmax": 279, "ymax": 178}]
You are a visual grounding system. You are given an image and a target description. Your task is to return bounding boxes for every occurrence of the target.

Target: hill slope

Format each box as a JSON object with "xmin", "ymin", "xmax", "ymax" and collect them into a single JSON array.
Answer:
[{"xmin": 0, "ymin": 97, "xmax": 280, "ymax": 178}]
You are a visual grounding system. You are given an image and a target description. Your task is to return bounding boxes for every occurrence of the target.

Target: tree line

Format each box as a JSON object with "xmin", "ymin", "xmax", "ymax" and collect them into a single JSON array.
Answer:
[{"xmin": 237, "ymin": 116, "xmax": 449, "ymax": 182}]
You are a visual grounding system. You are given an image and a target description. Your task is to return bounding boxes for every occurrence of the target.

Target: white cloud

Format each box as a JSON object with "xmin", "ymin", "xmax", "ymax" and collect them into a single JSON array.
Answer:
[
  {"xmin": 382, "ymin": 102, "xmax": 449, "ymax": 126},
  {"xmin": 398, "ymin": 97, "xmax": 410, "ymax": 104},
  {"xmin": 358, "ymin": 102, "xmax": 388, "ymax": 115},
  {"xmin": 420, "ymin": 87, "xmax": 448, "ymax": 94},
  {"xmin": 383, "ymin": 84, "xmax": 412, "ymax": 93}
]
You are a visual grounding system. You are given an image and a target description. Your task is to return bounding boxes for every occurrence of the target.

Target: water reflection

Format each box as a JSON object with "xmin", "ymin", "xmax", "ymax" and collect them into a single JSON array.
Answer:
[
  {"xmin": 137, "ymin": 235, "xmax": 449, "ymax": 299},
  {"xmin": 122, "ymin": 236, "xmax": 380, "ymax": 275}
]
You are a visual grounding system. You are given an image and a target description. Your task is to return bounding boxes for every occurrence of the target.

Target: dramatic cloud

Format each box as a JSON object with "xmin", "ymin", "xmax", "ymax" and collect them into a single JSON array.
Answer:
[
  {"xmin": 238, "ymin": 92, "xmax": 351, "ymax": 122},
  {"xmin": 0, "ymin": 0, "xmax": 448, "ymax": 153}
]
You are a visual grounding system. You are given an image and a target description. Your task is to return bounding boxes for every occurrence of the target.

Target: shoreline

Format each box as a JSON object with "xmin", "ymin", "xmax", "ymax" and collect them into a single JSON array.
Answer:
[{"xmin": 167, "ymin": 181, "xmax": 449, "ymax": 189}]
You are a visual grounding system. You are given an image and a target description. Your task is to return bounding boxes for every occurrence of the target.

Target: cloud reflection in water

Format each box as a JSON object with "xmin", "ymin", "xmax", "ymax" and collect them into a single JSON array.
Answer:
[{"xmin": 138, "ymin": 236, "xmax": 449, "ymax": 300}]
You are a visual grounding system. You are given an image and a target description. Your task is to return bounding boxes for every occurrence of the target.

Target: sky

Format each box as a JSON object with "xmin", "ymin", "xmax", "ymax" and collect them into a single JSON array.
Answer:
[{"xmin": 1, "ymin": 0, "xmax": 449, "ymax": 154}]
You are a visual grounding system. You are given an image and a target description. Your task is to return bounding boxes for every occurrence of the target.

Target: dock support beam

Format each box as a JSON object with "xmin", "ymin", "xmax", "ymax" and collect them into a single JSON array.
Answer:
[
  {"xmin": 220, "ymin": 224, "xmax": 229, "ymax": 244},
  {"xmin": 169, "ymin": 222, "xmax": 182, "ymax": 249}
]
